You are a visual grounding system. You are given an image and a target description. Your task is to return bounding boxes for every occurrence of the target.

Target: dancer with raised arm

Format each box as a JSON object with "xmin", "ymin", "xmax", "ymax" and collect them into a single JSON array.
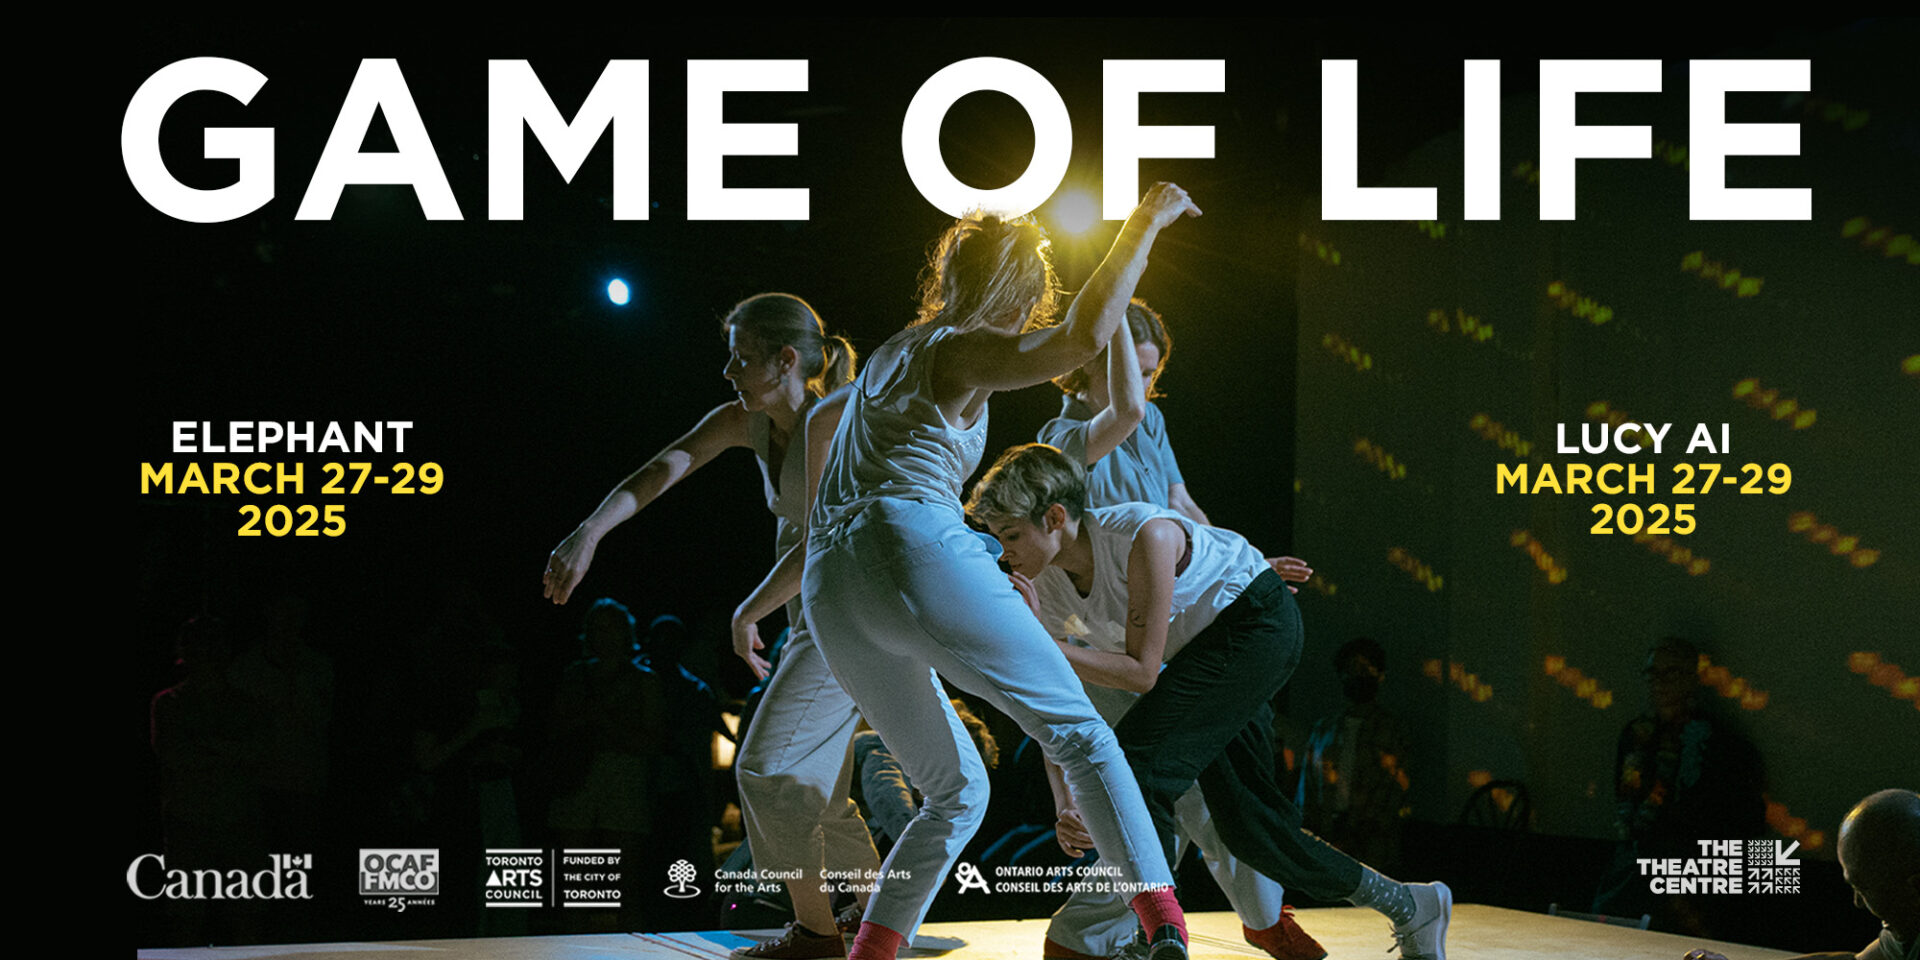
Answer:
[
  {"xmin": 969, "ymin": 444, "xmax": 1453, "ymax": 960},
  {"xmin": 800, "ymin": 184, "xmax": 1201, "ymax": 960},
  {"xmin": 543, "ymin": 294, "xmax": 879, "ymax": 958},
  {"xmin": 1036, "ymin": 300, "xmax": 1323, "ymax": 960}
]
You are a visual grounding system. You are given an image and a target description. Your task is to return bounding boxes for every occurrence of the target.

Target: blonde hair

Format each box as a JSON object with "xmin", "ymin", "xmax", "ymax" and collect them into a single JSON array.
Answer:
[
  {"xmin": 914, "ymin": 214, "xmax": 1059, "ymax": 332},
  {"xmin": 1053, "ymin": 297, "xmax": 1172, "ymax": 399},
  {"xmin": 722, "ymin": 293, "xmax": 857, "ymax": 398},
  {"xmin": 965, "ymin": 443, "xmax": 1088, "ymax": 527}
]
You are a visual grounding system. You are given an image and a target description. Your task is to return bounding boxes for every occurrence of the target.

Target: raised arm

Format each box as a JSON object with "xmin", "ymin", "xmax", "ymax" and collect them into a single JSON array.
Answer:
[
  {"xmin": 544, "ymin": 402, "xmax": 750, "ymax": 604},
  {"xmin": 932, "ymin": 183, "xmax": 1200, "ymax": 396},
  {"xmin": 728, "ymin": 387, "xmax": 850, "ymax": 677},
  {"xmin": 1079, "ymin": 326, "xmax": 1150, "ymax": 465},
  {"xmin": 1052, "ymin": 518, "xmax": 1181, "ymax": 693}
]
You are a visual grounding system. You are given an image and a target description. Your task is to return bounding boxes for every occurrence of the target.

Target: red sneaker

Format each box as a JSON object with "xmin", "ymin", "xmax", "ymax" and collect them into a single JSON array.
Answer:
[{"xmin": 1243, "ymin": 907, "xmax": 1327, "ymax": 960}]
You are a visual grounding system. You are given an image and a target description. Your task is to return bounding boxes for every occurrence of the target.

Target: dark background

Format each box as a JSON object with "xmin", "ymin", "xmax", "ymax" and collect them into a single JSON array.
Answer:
[{"xmin": 119, "ymin": 17, "xmax": 1915, "ymax": 953}]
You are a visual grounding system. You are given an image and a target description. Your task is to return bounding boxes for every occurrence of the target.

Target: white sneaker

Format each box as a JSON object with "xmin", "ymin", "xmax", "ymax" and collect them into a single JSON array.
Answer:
[{"xmin": 1390, "ymin": 882, "xmax": 1451, "ymax": 960}]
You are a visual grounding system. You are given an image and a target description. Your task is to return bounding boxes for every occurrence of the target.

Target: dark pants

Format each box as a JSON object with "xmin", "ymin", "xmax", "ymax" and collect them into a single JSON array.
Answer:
[{"xmin": 1113, "ymin": 570, "xmax": 1365, "ymax": 901}]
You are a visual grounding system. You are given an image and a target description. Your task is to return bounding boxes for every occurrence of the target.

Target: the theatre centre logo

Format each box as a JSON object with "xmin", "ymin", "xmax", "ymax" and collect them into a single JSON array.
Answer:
[
  {"xmin": 359, "ymin": 848, "xmax": 439, "ymax": 911},
  {"xmin": 1639, "ymin": 840, "xmax": 1801, "ymax": 895}
]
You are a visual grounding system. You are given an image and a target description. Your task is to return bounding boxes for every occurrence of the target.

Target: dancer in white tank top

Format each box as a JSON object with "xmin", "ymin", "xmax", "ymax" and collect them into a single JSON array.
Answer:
[
  {"xmin": 801, "ymin": 185, "xmax": 1203, "ymax": 960},
  {"xmin": 544, "ymin": 293, "xmax": 879, "ymax": 958}
]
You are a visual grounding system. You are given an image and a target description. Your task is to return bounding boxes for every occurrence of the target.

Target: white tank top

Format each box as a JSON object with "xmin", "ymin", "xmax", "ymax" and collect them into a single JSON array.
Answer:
[
  {"xmin": 1031, "ymin": 503, "xmax": 1267, "ymax": 662},
  {"xmin": 812, "ymin": 324, "xmax": 989, "ymax": 530}
]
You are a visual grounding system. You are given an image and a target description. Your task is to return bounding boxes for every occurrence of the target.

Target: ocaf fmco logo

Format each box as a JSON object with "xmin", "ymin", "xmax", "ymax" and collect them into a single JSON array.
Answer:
[
  {"xmin": 359, "ymin": 849, "xmax": 439, "ymax": 911},
  {"xmin": 127, "ymin": 853, "xmax": 313, "ymax": 900}
]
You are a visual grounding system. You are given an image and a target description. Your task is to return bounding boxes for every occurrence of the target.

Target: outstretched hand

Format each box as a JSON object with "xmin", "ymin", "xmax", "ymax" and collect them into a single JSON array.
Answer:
[
  {"xmin": 1266, "ymin": 555, "xmax": 1312, "ymax": 594},
  {"xmin": 543, "ymin": 528, "xmax": 598, "ymax": 604}
]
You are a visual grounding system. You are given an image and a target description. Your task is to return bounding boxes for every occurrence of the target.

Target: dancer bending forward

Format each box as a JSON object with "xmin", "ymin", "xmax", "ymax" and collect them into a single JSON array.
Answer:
[
  {"xmin": 802, "ymin": 185, "xmax": 1201, "ymax": 960},
  {"xmin": 1036, "ymin": 296, "xmax": 1320, "ymax": 960},
  {"xmin": 968, "ymin": 444, "xmax": 1453, "ymax": 960}
]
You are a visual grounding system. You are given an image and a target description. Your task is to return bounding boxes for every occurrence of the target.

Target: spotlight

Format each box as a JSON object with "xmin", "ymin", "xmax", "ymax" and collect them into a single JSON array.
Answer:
[
  {"xmin": 1050, "ymin": 190, "xmax": 1099, "ymax": 235},
  {"xmin": 607, "ymin": 279, "xmax": 631, "ymax": 306}
]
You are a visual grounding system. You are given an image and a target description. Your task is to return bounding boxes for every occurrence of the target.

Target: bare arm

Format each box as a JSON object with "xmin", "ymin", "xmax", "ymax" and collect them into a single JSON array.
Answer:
[
  {"xmin": 729, "ymin": 388, "xmax": 850, "ymax": 678},
  {"xmin": 1053, "ymin": 519, "xmax": 1181, "ymax": 693},
  {"xmin": 931, "ymin": 184, "xmax": 1200, "ymax": 398},
  {"xmin": 1167, "ymin": 482, "xmax": 1211, "ymax": 526},
  {"xmin": 1079, "ymin": 326, "xmax": 1149, "ymax": 464},
  {"xmin": 544, "ymin": 402, "xmax": 750, "ymax": 604}
]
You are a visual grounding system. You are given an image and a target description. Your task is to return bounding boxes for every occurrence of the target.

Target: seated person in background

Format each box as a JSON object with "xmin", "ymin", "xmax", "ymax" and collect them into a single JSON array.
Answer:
[
  {"xmin": 1297, "ymin": 636, "xmax": 1411, "ymax": 874},
  {"xmin": 1593, "ymin": 637, "xmax": 1766, "ymax": 936},
  {"xmin": 1683, "ymin": 788, "xmax": 1919, "ymax": 960}
]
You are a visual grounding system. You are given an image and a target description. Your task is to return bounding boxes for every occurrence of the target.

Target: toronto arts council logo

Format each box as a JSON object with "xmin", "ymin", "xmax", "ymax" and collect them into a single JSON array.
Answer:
[
  {"xmin": 1639, "ymin": 840, "xmax": 1801, "ymax": 895},
  {"xmin": 360, "ymin": 849, "xmax": 439, "ymax": 911},
  {"xmin": 484, "ymin": 848, "xmax": 623, "ymax": 908}
]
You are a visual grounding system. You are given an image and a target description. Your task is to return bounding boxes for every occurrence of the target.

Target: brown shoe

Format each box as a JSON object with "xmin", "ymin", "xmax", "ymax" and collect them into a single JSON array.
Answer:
[
  {"xmin": 732, "ymin": 922, "xmax": 848, "ymax": 960},
  {"xmin": 834, "ymin": 902, "xmax": 864, "ymax": 936}
]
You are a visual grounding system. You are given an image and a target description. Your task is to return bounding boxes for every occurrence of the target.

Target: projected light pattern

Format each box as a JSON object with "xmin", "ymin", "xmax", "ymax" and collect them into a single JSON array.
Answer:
[
  {"xmin": 1585, "ymin": 400, "xmax": 1646, "ymax": 430},
  {"xmin": 1765, "ymin": 797, "xmax": 1827, "ymax": 850},
  {"xmin": 1427, "ymin": 308, "xmax": 1495, "ymax": 343},
  {"xmin": 1543, "ymin": 656, "xmax": 1615, "ymax": 709},
  {"xmin": 1632, "ymin": 533, "xmax": 1712, "ymax": 576},
  {"xmin": 1841, "ymin": 217, "xmax": 1919, "ymax": 266},
  {"xmin": 1732, "ymin": 378, "xmax": 1818, "ymax": 430},
  {"xmin": 1425, "ymin": 660, "xmax": 1493, "ymax": 703},
  {"xmin": 1388, "ymin": 546, "xmax": 1444, "ymax": 592},
  {"xmin": 1299, "ymin": 232, "xmax": 1345, "ymax": 266},
  {"xmin": 1510, "ymin": 161, "xmax": 1541, "ymax": 186},
  {"xmin": 1469, "ymin": 413, "xmax": 1531, "ymax": 457},
  {"xmin": 1466, "ymin": 771, "xmax": 1517, "ymax": 812},
  {"xmin": 1847, "ymin": 652, "xmax": 1920, "ymax": 709},
  {"xmin": 1354, "ymin": 437, "xmax": 1408, "ymax": 480},
  {"xmin": 1788, "ymin": 95, "xmax": 1871, "ymax": 132},
  {"xmin": 1303, "ymin": 574, "xmax": 1339, "ymax": 597},
  {"xmin": 1904, "ymin": 354, "xmax": 1919, "ymax": 376},
  {"xmin": 1680, "ymin": 251, "xmax": 1764, "ymax": 298},
  {"xmin": 1650, "ymin": 140, "xmax": 1691, "ymax": 170},
  {"xmin": 1413, "ymin": 220, "xmax": 1447, "ymax": 240},
  {"xmin": 1546, "ymin": 281, "xmax": 1615, "ymax": 326},
  {"xmin": 1696, "ymin": 654, "xmax": 1771, "ymax": 711},
  {"xmin": 1509, "ymin": 530, "xmax": 1569, "ymax": 584},
  {"xmin": 1321, "ymin": 333, "xmax": 1375, "ymax": 372},
  {"xmin": 1787, "ymin": 511, "xmax": 1879, "ymax": 567}
]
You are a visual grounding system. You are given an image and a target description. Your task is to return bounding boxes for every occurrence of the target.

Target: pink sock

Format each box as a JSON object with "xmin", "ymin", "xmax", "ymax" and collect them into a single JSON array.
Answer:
[
  {"xmin": 1130, "ymin": 887, "xmax": 1187, "ymax": 944},
  {"xmin": 850, "ymin": 921, "xmax": 905, "ymax": 960}
]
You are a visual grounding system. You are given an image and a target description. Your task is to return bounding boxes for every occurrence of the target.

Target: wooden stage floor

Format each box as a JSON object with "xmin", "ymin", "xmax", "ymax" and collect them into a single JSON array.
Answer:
[{"xmin": 136, "ymin": 906, "xmax": 1800, "ymax": 960}]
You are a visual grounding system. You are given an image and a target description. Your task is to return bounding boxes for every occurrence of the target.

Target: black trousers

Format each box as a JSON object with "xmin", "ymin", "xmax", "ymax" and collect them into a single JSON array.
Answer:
[{"xmin": 1112, "ymin": 569, "xmax": 1365, "ymax": 901}]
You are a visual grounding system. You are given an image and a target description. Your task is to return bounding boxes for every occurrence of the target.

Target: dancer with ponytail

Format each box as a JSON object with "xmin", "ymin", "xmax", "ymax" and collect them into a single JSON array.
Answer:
[
  {"xmin": 544, "ymin": 293, "xmax": 879, "ymax": 958},
  {"xmin": 800, "ymin": 184, "xmax": 1201, "ymax": 960}
]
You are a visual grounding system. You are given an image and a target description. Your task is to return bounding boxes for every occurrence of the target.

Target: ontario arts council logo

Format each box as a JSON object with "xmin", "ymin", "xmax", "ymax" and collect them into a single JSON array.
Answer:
[
  {"xmin": 1639, "ymin": 840, "xmax": 1802, "ymax": 895},
  {"xmin": 126, "ymin": 853, "xmax": 313, "ymax": 900},
  {"xmin": 359, "ymin": 848, "xmax": 439, "ymax": 911}
]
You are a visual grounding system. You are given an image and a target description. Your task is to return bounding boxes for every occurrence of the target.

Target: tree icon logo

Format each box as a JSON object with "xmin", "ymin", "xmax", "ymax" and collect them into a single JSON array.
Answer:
[{"xmin": 664, "ymin": 859, "xmax": 700, "ymax": 899}]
